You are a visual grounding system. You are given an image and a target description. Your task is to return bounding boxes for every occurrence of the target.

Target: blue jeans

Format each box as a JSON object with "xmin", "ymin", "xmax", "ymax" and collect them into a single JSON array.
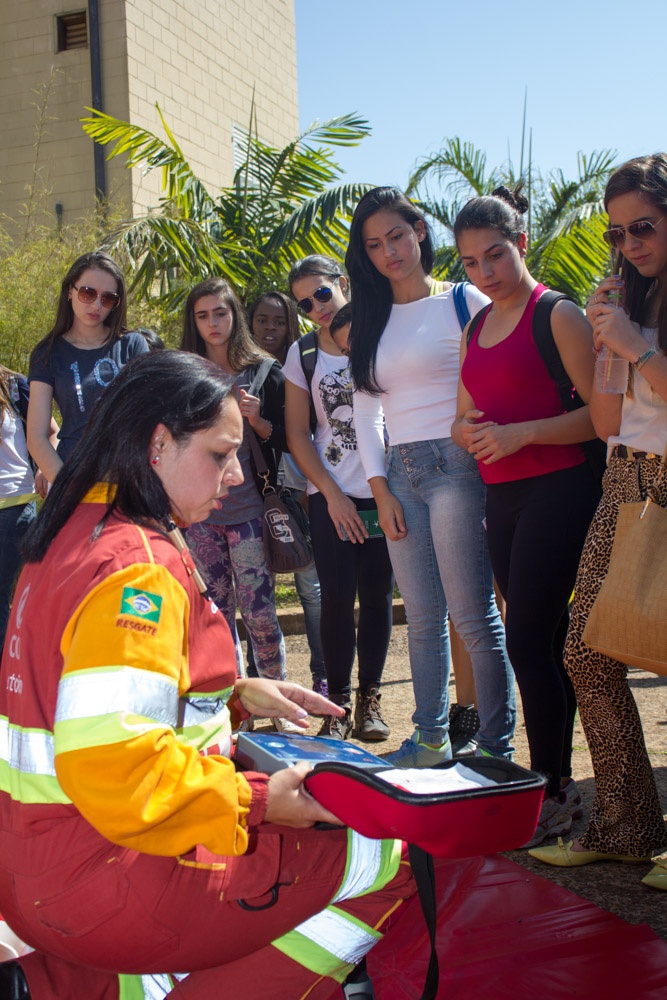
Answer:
[
  {"xmin": 294, "ymin": 561, "xmax": 325, "ymax": 680},
  {"xmin": 0, "ymin": 501, "xmax": 36, "ymax": 654},
  {"xmin": 387, "ymin": 439, "xmax": 515, "ymax": 756}
]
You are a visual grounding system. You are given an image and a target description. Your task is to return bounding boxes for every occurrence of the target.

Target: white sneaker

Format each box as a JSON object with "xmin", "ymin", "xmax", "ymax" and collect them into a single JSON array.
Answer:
[
  {"xmin": 522, "ymin": 792, "xmax": 573, "ymax": 849},
  {"xmin": 273, "ymin": 717, "xmax": 304, "ymax": 735}
]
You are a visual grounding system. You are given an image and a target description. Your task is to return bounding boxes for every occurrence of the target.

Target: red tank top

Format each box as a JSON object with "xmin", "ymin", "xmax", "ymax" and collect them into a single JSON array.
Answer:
[{"xmin": 461, "ymin": 284, "xmax": 585, "ymax": 484}]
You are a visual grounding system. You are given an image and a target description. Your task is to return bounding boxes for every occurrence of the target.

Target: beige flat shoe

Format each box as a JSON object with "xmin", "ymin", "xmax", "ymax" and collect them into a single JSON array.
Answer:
[
  {"xmin": 528, "ymin": 837, "xmax": 649, "ymax": 867},
  {"xmin": 641, "ymin": 857, "xmax": 667, "ymax": 891}
]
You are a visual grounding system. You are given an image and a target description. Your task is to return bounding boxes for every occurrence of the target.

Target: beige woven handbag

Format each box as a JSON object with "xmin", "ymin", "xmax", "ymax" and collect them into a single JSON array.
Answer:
[{"xmin": 583, "ymin": 447, "xmax": 667, "ymax": 675}]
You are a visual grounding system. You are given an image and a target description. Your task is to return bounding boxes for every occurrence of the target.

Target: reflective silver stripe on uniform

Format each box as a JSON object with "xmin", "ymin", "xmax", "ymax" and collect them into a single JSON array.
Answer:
[
  {"xmin": 291, "ymin": 907, "xmax": 378, "ymax": 967},
  {"xmin": 140, "ymin": 972, "xmax": 188, "ymax": 999},
  {"xmin": 181, "ymin": 694, "xmax": 227, "ymax": 728},
  {"xmin": 0, "ymin": 717, "xmax": 55, "ymax": 775},
  {"xmin": 333, "ymin": 831, "xmax": 383, "ymax": 903},
  {"xmin": 56, "ymin": 668, "xmax": 180, "ymax": 726}
]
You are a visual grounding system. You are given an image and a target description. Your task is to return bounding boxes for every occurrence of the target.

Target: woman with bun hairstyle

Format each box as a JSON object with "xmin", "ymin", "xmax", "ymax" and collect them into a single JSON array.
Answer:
[
  {"xmin": 452, "ymin": 185, "xmax": 600, "ymax": 845},
  {"xmin": 347, "ymin": 187, "xmax": 515, "ymax": 767},
  {"xmin": 180, "ymin": 278, "xmax": 288, "ymax": 700},
  {"xmin": 27, "ymin": 251, "xmax": 148, "ymax": 484},
  {"xmin": 529, "ymin": 155, "xmax": 667, "ymax": 879}
]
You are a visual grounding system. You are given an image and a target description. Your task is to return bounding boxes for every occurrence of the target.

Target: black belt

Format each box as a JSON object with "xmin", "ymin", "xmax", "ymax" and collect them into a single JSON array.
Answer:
[{"xmin": 611, "ymin": 445, "xmax": 660, "ymax": 461}]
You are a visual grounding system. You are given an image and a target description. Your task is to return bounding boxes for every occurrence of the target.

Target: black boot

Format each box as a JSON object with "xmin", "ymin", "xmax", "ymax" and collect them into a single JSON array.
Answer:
[
  {"xmin": 342, "ymin": 958, "xmax": 375, "ymax": 998},
  {"xmin": 0, "ymin": 961, "xmax": 30, "ymax": 1000},
  {"xmin": 317, "ymin": 693, "xmax": 353, "ymax": 740}
]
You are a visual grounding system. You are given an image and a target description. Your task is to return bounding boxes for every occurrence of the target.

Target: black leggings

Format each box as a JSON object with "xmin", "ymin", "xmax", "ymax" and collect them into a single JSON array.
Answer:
[
  {"xmin": 308, "ymin": 492, "xmax": 394, "ymax": 702},
  {"xmin": 485, "ymin": 463, "xmax": 600, "ymax": 795}
]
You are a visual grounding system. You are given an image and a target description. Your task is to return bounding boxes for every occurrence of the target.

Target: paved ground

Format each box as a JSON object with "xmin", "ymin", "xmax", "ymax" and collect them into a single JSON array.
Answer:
[{"xmin": 251, "ymin": 613, "xmax": 667, "ymax": 941}]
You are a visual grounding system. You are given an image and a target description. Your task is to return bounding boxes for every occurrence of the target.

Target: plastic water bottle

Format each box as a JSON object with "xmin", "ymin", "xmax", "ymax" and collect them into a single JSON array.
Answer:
[
  {"xmin": 595, "ymin": 345, "xmax": 629, "ymax": 393},
  {"xmin": 595, "ymin": 282, "xmax": 628, "ymax": 394}
]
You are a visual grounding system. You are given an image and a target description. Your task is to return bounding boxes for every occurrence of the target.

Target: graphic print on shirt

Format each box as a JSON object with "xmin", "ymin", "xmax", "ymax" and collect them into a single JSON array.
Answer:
[
  {"xmin": 319, "ymin": 365, "xmax": 357, "ymax": 466},
  {"xmin": 70, "ymin": 357, "xmax": 120, "ymax": 413}
]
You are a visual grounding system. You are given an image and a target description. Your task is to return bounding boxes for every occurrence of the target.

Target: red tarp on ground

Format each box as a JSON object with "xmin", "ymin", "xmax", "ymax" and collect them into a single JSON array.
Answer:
[{"xmin": 322, "ymin": 855, "xmax": 667, "ymax": 999}]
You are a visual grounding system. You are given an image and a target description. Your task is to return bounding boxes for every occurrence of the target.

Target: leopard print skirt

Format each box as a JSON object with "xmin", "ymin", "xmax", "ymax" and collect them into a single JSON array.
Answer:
[{"xmin": 564, "ymin": 453, "xmax": 667, "ymax": 856}]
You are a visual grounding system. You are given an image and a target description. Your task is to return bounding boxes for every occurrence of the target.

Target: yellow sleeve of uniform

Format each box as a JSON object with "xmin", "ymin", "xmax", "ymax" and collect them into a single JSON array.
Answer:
[{"xmin": 53, "ymin": 561, "xmax": 268, "ymax": 857}]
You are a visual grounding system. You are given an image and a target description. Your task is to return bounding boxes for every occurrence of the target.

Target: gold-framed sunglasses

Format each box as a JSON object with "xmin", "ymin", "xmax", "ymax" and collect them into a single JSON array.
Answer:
[
  {"xmin": 72, "ymin": 285, "xmax": 121, "ymax": 310},
  {"xmin": 602, "ymin": 217, "xmax": 664, "ymax": 249}
]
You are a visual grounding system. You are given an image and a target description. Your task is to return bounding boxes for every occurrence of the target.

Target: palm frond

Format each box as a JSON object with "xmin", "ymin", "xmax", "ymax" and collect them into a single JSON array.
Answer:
[
  {"xmin": 81, "ymin": 106, "xmax": 215, "ymax": 218},
  {"xmin": 407, "ymin": 138, "xmax": 496, "ymax": 199}
]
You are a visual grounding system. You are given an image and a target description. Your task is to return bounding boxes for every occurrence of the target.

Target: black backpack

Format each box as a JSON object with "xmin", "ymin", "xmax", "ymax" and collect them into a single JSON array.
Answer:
[
  {"xmin": 466, "ymin": 290, "xmax": 607, "ymax": 483},
  {"xmin": 296, "ymin": 330, "xmax": 319, "ymax": 435}
]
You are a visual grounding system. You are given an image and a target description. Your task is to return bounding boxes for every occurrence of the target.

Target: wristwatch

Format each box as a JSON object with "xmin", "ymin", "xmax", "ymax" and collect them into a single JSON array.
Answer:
[{"xmin": 632, "ymin": 347, "xmax": 658, "ymax": 371}]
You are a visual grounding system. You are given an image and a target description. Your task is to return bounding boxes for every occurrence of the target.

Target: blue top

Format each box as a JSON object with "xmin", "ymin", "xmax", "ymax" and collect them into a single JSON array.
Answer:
[{"xmin": 29, "ymin": 333, "xmax": 149, "ymax": 461}]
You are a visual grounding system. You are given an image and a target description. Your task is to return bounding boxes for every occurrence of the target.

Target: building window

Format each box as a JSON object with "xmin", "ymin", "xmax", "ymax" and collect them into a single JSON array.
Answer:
[
  {"xmin": 231, "ymin": 125, "xmax": 249, "ymax": 175},
  {"xmin": 56, "ymin": 11, "xmax": 88, "ymax": 52}
]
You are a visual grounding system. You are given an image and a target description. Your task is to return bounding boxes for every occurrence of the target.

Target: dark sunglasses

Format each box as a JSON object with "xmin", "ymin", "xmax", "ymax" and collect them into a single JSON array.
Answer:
[
  {"xmin": 603, "ymin": 217, "xmax": 664, "ymax": 249},
  {"xmin": 296, "ymin": 277, "xmax": 339, "ymax": 314},
  {"xmin": 72, "ymin": 285, "xmax": 121, "ymax": 310}
]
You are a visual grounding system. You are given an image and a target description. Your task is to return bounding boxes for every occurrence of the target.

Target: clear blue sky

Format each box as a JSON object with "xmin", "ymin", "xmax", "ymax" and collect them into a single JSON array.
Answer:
[{"xmin": 294, "ymin": 0, "xmax": 667, "ymax": 196}]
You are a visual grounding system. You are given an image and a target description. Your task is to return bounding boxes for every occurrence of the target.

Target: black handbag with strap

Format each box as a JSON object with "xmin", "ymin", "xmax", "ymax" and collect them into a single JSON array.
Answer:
[{"xmin": 246, "ymin": 359, "xmax": 314, "ymax": 574}]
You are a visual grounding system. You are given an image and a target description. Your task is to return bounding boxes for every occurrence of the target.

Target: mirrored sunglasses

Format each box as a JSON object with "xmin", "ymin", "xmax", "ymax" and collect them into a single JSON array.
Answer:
[
  {"xmin": 296, "ymin": 280, "xmax": 338, "ymax": 315},
  {"xmin": 603, "ymin": 217, "xmax": 664, "ymax": 249},
  {"xmin": 73, "ymin": 285, "xmax": 121, "ymax": 310}
]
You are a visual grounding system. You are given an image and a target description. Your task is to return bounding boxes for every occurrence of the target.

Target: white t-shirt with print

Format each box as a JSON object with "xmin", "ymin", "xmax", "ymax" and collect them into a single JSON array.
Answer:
[{"xmin": 283, "ymin": 340, "xmax": 380, "ymax": 498}]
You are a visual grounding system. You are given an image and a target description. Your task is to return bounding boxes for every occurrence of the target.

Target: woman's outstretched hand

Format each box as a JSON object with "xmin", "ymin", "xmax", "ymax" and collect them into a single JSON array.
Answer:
[{"xmin": 236, "ymin": 678, "xmax": 344, "ymax": 729}]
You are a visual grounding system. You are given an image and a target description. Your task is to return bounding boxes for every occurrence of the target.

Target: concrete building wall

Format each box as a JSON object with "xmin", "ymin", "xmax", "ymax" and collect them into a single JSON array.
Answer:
[
  {"xmin": 125, "ymin": 0, "xmax": 299, "ymax": 215},
  {"xmin": 0, "ymin": 0, "xmax": 132, "ymax": 232},
  {"xmin": 0, "ymin": 1, "xmax": 298, "ymax": 230}
]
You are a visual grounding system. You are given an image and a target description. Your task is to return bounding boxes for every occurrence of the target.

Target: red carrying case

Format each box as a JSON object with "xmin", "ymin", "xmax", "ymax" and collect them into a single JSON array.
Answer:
[{"xmin": 304, "ymin": 757, "xmax": 546, "ymax": 858}]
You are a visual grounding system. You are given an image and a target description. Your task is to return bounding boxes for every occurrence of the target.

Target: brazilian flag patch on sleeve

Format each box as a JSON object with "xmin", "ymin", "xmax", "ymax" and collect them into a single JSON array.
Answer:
[{"xmin": 120, "ymin": 587, "xmax": 163, "ymax": 623}]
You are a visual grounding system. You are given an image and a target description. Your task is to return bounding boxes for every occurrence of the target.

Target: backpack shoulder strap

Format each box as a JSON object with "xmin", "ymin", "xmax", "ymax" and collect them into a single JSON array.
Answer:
[
  {"xmin": 297, "ymin": 331, "xmax": 318, "ymax": 434},
  {"xmin": 247, "ymin": 357, "xmax": 276, "ymax": 397},
  {"xmin": 7, "ymin": 374, "xmax": 29, "ymax": 424},
  {"xmin": 466, "ymin": 304, "xmax": 491, "ymax": 346},
  {"xmin": 452, "ymin": 282, "xmax": 471, "ymax": 332},
  {"xmin": 531, "ymin": 290, "xmax": 578, "ymax": 410},
  {"xmin": 532, "ymin": 289, "xmax": 607, "ymax": 484},
  {"xmin": 297, "ymin": 331, "xmax": 318, "ymax": 388}
]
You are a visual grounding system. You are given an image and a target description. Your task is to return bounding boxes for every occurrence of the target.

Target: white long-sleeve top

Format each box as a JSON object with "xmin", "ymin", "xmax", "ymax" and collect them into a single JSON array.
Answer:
[{"xmin": 353, "ymin": 284, "xmax": 489, "ymax": 480}]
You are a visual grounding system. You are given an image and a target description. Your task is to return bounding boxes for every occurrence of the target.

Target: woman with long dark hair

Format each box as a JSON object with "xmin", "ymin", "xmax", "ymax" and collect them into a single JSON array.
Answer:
[
  {"xmin": 529, "ymin": 154, "xmax": 667, "ymax": 881},
  {"xmin": 451, "ymin": 185, "xmax": 600, "ymax": 845},
  {"xmin": 347, "ymin": 187, "xmax": 515, "ymax": 767},
  {"xmin": 0, "ymin": 351, "xmax": 415, "ymax": 997},
  {"xmin": 27, "ymin": 251, "xmax": 148, "ymax": 483},
  {"xmin": 180, "ymin": 278, "xmax": 288, "ymax": 702}
]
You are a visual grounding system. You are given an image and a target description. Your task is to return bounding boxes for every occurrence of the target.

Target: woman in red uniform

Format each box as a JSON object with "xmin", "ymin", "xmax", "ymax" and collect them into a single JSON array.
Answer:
[{"xmin": 0, "ymin": 351, "xmax": 415, "ymax": 999}]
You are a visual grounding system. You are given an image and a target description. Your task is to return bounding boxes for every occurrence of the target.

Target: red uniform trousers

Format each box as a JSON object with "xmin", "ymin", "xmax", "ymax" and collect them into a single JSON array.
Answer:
[{"xmin": 1, "ymin": 824, "xmax": 415, "ymax": 1000}]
